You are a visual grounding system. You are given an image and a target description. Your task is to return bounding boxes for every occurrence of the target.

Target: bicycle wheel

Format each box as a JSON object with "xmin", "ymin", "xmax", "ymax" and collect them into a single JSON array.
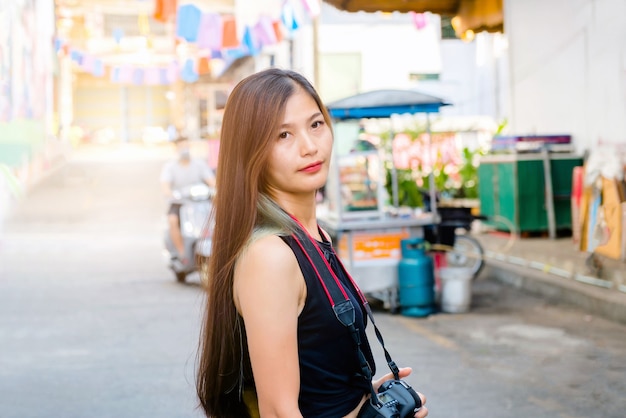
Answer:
[{"xmin": 445, "ymin": 234, "xmax": 484, "ymax": 278}]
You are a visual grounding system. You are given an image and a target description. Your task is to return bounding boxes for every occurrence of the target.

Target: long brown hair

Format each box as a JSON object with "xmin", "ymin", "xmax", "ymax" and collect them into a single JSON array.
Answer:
[{"xmin": 196, "ymin": 68, "xmax": 332, "ymax": 417}]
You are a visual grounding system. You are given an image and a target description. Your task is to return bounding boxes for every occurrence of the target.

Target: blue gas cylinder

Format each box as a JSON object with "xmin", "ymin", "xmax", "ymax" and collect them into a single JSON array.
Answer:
[{"xmin": 398, "ymin": 238, "xmax": 435, "ymax": 317}]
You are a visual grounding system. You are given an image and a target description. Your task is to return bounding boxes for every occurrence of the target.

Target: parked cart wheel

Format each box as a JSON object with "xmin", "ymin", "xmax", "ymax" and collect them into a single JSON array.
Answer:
[{"xmin": 445, "ymin": 234, "xmax": 484, "ymax": 278}]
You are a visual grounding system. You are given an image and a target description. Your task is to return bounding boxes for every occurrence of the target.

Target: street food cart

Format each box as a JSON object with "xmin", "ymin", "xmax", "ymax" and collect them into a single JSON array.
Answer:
[{"xmin": 318, "ymin": 90, "xmax": 449, "ymax": 311}]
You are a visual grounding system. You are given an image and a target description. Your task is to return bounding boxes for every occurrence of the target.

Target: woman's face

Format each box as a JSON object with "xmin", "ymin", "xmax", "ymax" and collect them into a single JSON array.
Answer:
[{"xmin": 265, "ymin": 87, "xmax": 333, "ymax": 200}]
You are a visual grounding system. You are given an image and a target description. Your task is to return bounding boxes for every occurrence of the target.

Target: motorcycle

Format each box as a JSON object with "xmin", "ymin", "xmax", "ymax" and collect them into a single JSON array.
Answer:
[{"xmin": 163, "ymin": 184, "xmax": 214, "ymax": 283}]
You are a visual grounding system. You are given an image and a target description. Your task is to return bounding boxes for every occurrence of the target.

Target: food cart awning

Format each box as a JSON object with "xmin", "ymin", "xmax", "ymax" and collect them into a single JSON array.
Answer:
[
  {"xmin": 326, "ymin": 89, "xmax": 450, "ymax": 120},
  {"xmin": 323, "ymin": 0, "xmax": 503, "ymax": 36}
]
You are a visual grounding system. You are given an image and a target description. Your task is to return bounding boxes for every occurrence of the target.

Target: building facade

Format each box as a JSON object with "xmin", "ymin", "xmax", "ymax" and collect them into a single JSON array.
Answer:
[
  {"xmin": 503, "ymin": 0, "xmax": 626, "ymax": 153},
  {"xmin": 0, "ymin": 0, "xmax": 58, "ymax": 185}
]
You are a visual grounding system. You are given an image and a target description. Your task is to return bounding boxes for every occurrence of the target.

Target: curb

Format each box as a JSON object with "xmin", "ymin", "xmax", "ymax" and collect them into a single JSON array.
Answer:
[{"xmin": 483, "ymin": 259, "xmax": 626, "ymax": 326}]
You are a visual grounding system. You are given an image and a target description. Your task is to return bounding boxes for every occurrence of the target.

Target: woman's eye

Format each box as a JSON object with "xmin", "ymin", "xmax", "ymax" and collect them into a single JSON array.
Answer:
[
  {"xmin": 312, "ymin": 120, "xmax": 324, "ymax": 129},
  {"xmin": 279, "ymin": 131, "xmax": 289, "ymax": 139}
]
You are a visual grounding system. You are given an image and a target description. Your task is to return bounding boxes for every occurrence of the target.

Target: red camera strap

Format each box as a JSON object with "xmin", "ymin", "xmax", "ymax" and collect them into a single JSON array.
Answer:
[{"xmin": 288, "ymin": 215, "xmax": 401, "ymax": 390}]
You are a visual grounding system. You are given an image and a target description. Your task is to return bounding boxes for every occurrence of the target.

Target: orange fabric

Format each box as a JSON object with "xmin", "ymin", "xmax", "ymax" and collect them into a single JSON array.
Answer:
[
  {"xmin": 222, "ymin": 16, "xmax": 238, "ymax": 48},
  {"xmin": 153, "ymin": 0, "xmax": 178, "ymax": 23},
  {"xmin": 272, "ymin": 20, "xmax": 284, "ymax": 43},
  {"xmin": 198, "ymin": 57, "xmax": 211, "ymax": 75}
]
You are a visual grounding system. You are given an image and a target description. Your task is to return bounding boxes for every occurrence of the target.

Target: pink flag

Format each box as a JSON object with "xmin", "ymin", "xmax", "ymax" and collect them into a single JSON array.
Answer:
[
  {"xmin": 119, "ymin": 65, "xmax": 134, "ymax": 83},
  {"xmin": 81, "ymin": 54, "xmax": 95, "ymax": 72},
  {"xmin": 197, "ymin": 12, "xmax": 222, "ymax": 51},
  {"xmin": 301, "ymin": 0, "xmax": 321, "ymax": 17},
  {"xmin": 144, "ymin": 67, "xmax": 161, "ymax": 85},
  {"xmin": 411, "ymin": 12, "xmax": 428, "ymax": 30},
  {"xmin": 159, "ymin": 68, "xmax": 169, "ymax": 85},
  {"xmin": 167, "ymin": 61, "xmax": 179, "ymax": 83},
  {"xmin": 254, "ymin": 16, "xmax": 277, "ymax": 47}
]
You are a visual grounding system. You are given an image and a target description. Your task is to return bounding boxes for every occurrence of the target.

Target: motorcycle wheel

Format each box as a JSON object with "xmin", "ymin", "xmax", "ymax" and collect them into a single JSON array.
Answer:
[
  {"xmin": 445, "ymin": 234, "xmax": 484, "ymax": 278},
  {"xmin": 175, "ymin": 271, "xmax": 187, "ymax": 283}
]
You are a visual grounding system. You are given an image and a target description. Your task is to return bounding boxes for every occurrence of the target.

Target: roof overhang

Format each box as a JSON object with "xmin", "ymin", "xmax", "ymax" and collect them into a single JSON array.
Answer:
[
  {"xmin": 324, "ymin": 0, "xmax": 459, "ymax": 14},
  {"xmin": 326, "ymin": 89, "xmax": 450, "ymax": 120},
  {"xmin": 323, "ymin": 0, "xmax": 503, "ymax": 37}
]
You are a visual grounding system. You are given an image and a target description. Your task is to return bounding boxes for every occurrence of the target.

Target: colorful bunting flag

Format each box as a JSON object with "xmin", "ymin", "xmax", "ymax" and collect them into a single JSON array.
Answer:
[
  {"xmin": 281, "ymin": 1, "xmax": 299, "ymax": 32},
  {"xmin": 57, "ymin": 1, "xmax": 322, "ymax": 86},
  {"xmin": 222, "ymin": 45, "xmax": 248, "ymax": 62},
  {"xmin": 81, "ymin": 54, "xmax": 95, "ymax": 72},
  {"xmin": 197, "ymin": 12, "xmax": 222, "ymax": 51},
  {"xmin": 167, "ymin": 61, "xmax": 179, "ymax": 83},
  {"xmin": 302, "ymin": 0, "xmax": 321, "ymax": 18},
  {"xmin": 93, "ymin": 59, "xmax": 105, "ymax": 77},
  {"xmin": 144, "ymin": 67, "xmax": 161, "ymax": 85},
  {"xmin": 176, "ymin": 4, "xmax": 202, "ymax": 42},
  {"xmin": 70, "ymin": 49, "xmax": 83, "ymax": 65},
  {"xmin": 110, "ymin": 66, "xmax": 121, "ymax": 83},
  {"xmin": 113, "ymin": 28, "xmax": 124, "ymax": 44},
  {"xmin": 154, "ymin": 0, "xmax": 177, "ymax": 23},
  {"xmin": 119, "ymin": 66, "xmax": 134, "ymax": 83},
  {"xmin": 159, "ymin": 68, "xmax": 169, "ymax": 85},
  {"xmin": 291, "ymin": 0, "xmax": 308, "ymax": 28},
  {"xmin": 242, "ymin": 26, "xmax": 261, "ymax": 56},
  {"xmin": 132, "ymin": 68, "xmax": 145, "ymax": 85},
  {"xmin": 181, "ymin": 58, "xmax": 199, "ymax": 83},
  {"xmin": 410, "ymin": 12, "xmax": 428, "ymax": 30},
  {"xmin": 254, "ymin": 16, "xmax": 278, "ymax": 47},
  {"xmin": 198, "ymin": 57, "xmax": 211, "ymax": 75},
  {"xmin": 222, "ymin": 16, "xmax": 238, "ymax": 49},
  {"xmin": 273, "ymin": 20, "xmax": 285, "ymax": 42}
]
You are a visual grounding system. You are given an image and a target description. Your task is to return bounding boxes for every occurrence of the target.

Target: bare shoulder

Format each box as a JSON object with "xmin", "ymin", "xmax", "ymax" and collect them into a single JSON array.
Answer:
[
  {"xmin": 233, "ymin": 234, "xmax": 304, "ymax": 312},
  {"xmin": 238, "ymin": 234, "xmax": 297, "ymax": 274}
]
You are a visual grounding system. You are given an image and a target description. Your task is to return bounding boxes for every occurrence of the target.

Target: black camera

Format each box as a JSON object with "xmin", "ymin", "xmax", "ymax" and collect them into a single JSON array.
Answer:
[{"xmin": 358, "ymin": 380, "xmax": 422, "ymax": 418}]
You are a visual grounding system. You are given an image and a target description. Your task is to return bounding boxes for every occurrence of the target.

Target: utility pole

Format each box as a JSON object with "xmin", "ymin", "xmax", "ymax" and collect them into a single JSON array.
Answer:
[{"xmin": 312, "ymin": 15, "xmax": 320, "ymax": 90}]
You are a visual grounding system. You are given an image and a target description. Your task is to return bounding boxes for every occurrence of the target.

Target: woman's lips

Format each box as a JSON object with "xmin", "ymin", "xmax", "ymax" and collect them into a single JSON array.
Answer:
[{"xmin": 300, "ymin": 162, "xmax": 322, "ymax": 173}]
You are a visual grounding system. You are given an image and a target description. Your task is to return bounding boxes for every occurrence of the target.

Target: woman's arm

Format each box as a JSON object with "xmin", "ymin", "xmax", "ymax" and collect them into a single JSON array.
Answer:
[{"xmin": 234, "ymin": 235, "xmax": 306, "ymax": 418}]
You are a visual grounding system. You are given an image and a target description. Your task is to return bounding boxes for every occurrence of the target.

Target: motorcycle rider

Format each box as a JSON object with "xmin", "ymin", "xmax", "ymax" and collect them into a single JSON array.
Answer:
[{"xmin": 160, "ymin": 135, "xmax": 215, "ymax": 267}]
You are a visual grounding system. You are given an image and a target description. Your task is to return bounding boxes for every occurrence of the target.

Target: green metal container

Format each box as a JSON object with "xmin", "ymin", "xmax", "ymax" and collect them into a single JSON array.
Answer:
[{"xmin": 477, "ymin": 153, "xmax": 583, "ymax": 233}]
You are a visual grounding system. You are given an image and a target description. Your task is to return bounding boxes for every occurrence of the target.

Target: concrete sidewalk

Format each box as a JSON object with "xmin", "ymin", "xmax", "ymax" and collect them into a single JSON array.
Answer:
[{"xmin": 472, "ymin": 231, "xmax": 626, "ymax": 325}]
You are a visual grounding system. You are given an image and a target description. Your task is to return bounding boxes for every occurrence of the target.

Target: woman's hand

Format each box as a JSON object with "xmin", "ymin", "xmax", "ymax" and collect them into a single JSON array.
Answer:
[{"xmin": 372, "ymin": 367, "xmax": 428, "ymax": 418}]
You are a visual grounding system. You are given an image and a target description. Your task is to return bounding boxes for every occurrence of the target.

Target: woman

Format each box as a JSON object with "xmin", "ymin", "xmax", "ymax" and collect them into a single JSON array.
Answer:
[{"xmin": 196, "ymin": 68, "xmax": 428, "ymax": 418}]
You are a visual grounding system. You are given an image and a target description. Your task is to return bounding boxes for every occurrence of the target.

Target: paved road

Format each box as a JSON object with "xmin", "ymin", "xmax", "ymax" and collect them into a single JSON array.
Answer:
[{"xmin": 1, "ymin": 144, "xmax": 625, "ymax": 418}]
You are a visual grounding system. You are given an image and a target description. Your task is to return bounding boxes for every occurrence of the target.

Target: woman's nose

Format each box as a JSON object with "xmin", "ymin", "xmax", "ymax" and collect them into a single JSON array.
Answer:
[{"xmin": 299, "ymin": 132, "xmax": 318, "ymax": 155}]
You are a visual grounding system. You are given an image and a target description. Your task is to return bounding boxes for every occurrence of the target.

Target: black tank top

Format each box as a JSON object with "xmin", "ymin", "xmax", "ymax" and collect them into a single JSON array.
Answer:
[{"xmin": 280, "ymin": 234, "xmax": 376, "ymax": 418}]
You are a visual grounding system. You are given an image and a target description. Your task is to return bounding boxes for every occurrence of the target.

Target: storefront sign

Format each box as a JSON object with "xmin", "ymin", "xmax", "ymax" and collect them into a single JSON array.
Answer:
[{"xmin": 338, "ymin": 229, "xmax": 410, "ymax": 262}]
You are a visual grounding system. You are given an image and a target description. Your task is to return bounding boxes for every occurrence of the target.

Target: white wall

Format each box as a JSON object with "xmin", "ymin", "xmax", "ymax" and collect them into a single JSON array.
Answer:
[
  {"xmin": 291, "ymin": 4, "xmax": 506, "ymax": 123},
  {"xmin": 295, "ymin": 5, "xmax": 442, "ymax": 103},
  {"xmin": 504, "ymin": 0, "xmax": 626, "ymax": 152}
]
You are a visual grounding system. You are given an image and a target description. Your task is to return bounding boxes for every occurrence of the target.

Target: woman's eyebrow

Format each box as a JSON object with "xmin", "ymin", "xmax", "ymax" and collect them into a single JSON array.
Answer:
[
  {"xmin": 308, "ymin": 111, "xmax": 323, "ymax": 121},
  {"xmin": 279, "ymin": 112, "xmax": 323, "ymax": 128}
]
